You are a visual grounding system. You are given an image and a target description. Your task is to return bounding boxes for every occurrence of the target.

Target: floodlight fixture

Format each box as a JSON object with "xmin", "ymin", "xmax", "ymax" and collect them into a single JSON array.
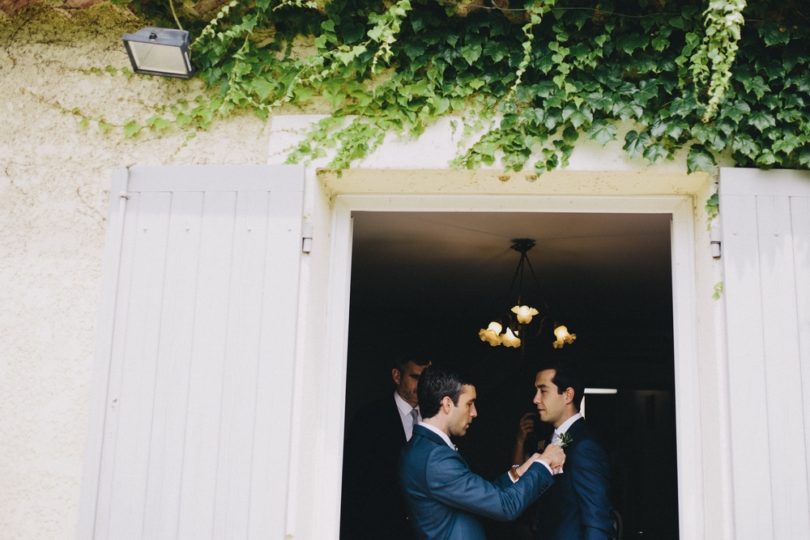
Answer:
[{"xmin": 122, "ymin": 27, "xmax": 194, "ymax": 79}]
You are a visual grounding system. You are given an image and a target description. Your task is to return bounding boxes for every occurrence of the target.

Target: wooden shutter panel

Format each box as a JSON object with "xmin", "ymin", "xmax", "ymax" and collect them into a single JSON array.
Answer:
[
  {"xmin": 720, "ymin": 168, "xmax": 810, "ymax": 540},
  {"xmin": 79, "ymin": 165, "xmax": 305, "ymax": 539}
]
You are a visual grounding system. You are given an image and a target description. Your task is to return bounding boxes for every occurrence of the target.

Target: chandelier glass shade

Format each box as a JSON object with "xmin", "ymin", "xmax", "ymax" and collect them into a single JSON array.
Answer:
[{"xmin": 477, "ymin": 238, "xmax": 576, "ymax": 350}]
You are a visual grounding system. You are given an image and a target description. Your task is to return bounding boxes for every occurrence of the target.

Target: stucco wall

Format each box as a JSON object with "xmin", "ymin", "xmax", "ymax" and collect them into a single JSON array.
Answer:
[
  {"xmin": 1, "ymin": 5, "xmax": 733, "ymax": 540},
  {"xmin": 0, "ymin": 6, "xmax": 272, "ymax": 539}
]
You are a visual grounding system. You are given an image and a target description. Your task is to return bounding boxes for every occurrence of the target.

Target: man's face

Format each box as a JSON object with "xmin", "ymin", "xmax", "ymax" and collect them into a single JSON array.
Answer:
[
  {"xmin": 533, "ymin": 369, "xmax": 567, "ymax": 428},
  {"xmin": 393, "ymin": 361, "xmax": 430, "ymax": 407},
  {"xmin": 447, "ymin": 384, "xmax": 477, "ymax": 437}
]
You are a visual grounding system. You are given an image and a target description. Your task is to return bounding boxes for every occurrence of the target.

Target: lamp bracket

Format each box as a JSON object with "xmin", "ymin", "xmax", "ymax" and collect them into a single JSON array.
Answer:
[{"xmin": 510, "ymin": 238, "xmax": 536, "ymax": 255}]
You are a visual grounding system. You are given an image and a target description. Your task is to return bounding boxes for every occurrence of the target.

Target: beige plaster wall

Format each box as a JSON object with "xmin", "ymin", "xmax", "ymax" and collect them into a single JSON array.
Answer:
[{"xmin": 0, "ymin": 6, "xmax": 272, "ymax": 539}]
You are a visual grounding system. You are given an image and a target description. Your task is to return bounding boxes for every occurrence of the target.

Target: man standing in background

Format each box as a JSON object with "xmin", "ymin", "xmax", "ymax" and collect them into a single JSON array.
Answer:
[{"xmin": 340, "ymin": 354, "xmax": 431, "ymax": 539}]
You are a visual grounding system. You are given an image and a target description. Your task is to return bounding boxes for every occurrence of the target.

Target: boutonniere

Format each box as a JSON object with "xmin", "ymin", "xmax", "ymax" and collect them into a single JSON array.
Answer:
[{"xmin": 557, "ymin": 432, "xmax": 573, "ymax": 448}]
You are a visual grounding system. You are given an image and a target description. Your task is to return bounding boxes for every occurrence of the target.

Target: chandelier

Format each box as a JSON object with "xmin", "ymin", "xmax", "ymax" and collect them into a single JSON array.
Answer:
[{"xmin": 478, "ymin": 238, "xmax": 576, "ymax": 350}]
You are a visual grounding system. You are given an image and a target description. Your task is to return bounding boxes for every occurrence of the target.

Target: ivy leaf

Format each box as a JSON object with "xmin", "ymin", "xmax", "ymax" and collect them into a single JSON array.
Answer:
[
  {"xmin": 687, "ymin": 144, "xmax": 716, "ymax": 173},
  {"xmin": 643, "ymin": 143, "xmax": 670, "ymax": 162},
  {"xmin": 460, "ymin": 43, "xmax": 482, "ymax": 65},
  {"xmin": 402, "ymin": 41, "xmax": 426, "ymax": 62},
  {"xmin": 748, "ymin": 111, "xmax": 776, "ymax": 132},
  {"xmin": 562, "ymin": 126, "xmax": 578, "ymax": 143},
  {"xmin": 146, "ymin": 116, "xmax": 171, "ymax": 134},
  {"xmin": 773, "ymin": 133, "xmax": 801, "ymax": 155},
  {"xmin": 691, "ymin": 124, "xmax": 727, "ymax": 152},
  {"xmin": 483, "ymin": 40, "xmax": 507, "ymax": 63},
  {"xmin": 731, "ymin": 134, "xmax": 760, "ymax": 159},
  {"xmin": 720, "ymin": 100, "xmax": 751, "ymax": 123},
  {"xmin": 583, "ymin": 92, "xmax": 612, "ymax": 111},
  {"xmin": 741, "ymin": 75, "xmax": 769, "ymax": 99},
  {"xmin": 616, "ymin": 34, "xmax": 647, "ymax": 55},
  {"xmin": 123, "ymin": 120, "xmax": 142, "ymax": 138},
  {"xmin": 587, "ymin": 121, "xmax": 617, "ymax": 146},
  {"xmin": 669, "ymin": 96, "xmax": 698, "ymax": 118},
  {"xmin": 798, "ymin": 148, "xmax": 810, "ymax": 167},
  {"xmin": 651, "ymin": 35, "xmax": 669, "ymax": 52},
  {"xmin": 251, "ymin": 77, "xmax": 275, "ymax": 101},
  {"xmin": 624, "ymin": 130, "xmax": 650, "ymax": 158},
  {"xmin": 562, "ymin": 105, "xmax": 592, "ymax": 129},
  {"xmin": 612, "ymin": 102, "xmax": 643, "ymax": 120},
  {"xmin": 759, "ymin": 23, "xmax": 791, "ymax": 47},
  {"xmin": 756, "ymin": 151, "xmax": 777, "ymax": 167},
  {"xmin": 543, "ymin": 109, "xmax": 562, "ymax": 131},
  {"xmin": 786, "ymin": 73, "xmax": 810, "ymax": 93}
]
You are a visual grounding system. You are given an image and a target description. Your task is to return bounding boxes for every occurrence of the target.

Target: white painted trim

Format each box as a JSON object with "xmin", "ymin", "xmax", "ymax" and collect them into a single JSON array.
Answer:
[
  {"xmin": 311, "ymin": 200, "xmax": 355, "ymax": 540},
  {"xmin": 77, "ymin": 168, "xmax": 130, "ymax": 540},
  {"xmin": 319, "ymin": 192, "xmax": 704, "ymax": 540},
  {"xmin": 670, "ymin": 197, "xmax": 705, "ymax": 538}
]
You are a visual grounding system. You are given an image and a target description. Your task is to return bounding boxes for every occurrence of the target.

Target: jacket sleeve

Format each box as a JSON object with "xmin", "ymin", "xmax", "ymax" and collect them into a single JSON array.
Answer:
[
  {"xmin": 424, "ymin": 448, "xmax": 554, "ymax": 522},
  {"xmin": 570, "ymin": 439, "xmax": 613, "ymax": 540}
]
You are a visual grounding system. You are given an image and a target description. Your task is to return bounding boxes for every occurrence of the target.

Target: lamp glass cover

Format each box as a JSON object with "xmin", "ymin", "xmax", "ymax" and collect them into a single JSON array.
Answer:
[{"xmin": 127, "ymin": 41, "xmax": 190, "ymax": 76}]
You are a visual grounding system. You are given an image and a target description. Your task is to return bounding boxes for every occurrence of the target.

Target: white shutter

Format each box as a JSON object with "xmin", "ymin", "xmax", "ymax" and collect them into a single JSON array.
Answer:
[
  {"xmin": 720, "ymin": 168, "xmax": 810, "ymax": 540},
  {"xmin": 79, "ymin": 165, "xmax": 305, "ymax": 539}
]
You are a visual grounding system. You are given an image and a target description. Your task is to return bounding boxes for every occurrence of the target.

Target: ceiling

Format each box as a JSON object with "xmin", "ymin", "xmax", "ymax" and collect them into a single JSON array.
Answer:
[{"xmin": 346, "ymin": 210, "xmax": 675, "ymax": 395}]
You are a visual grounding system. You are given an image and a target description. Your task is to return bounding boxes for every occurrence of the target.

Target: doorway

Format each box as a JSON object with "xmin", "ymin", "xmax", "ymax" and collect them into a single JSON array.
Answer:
[{"xmin": 342, "ymin": 211, "xmax": 679, "ymax": 539}]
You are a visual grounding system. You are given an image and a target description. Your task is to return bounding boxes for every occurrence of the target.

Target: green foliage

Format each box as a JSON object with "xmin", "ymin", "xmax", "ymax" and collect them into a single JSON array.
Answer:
[
  {"xmin": 713, "ymin": 281, "xmax": 724, "ymax": 300},
  {"xmin": 123, "ymin": 0, "xmax": 810, "ymax": 174}
]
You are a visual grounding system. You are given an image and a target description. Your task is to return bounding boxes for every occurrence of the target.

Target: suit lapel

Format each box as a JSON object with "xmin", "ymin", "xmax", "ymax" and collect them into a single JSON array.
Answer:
[{"xmin": 390, "ymin": 396, "xmax": 407, "ymax": 444}]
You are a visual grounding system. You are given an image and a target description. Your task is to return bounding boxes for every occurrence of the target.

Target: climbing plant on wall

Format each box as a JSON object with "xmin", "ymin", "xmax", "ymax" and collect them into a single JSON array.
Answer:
[{"xmin": 121, "ymin": 0, "xmax": 809, "ymax": 173}]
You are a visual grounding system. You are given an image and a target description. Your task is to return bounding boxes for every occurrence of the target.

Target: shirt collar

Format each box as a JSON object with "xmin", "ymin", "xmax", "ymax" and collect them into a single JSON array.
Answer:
[
  {"xmin": 555, "ymin": 412, "xmax": 583, "ymax": 436},
  {"xmin": 393, "ymin": 391, "xmax": 415, "ymax": 417},
  {"xmin": 418, "ymin": 422, "xmax": 456, "ymax": 450}
]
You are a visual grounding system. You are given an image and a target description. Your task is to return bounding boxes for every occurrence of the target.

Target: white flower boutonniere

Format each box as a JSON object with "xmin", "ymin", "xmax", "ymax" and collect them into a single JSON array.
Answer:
[{"xmin": 557, "ymin": 432, "xmax": 573, "ymax": 449}]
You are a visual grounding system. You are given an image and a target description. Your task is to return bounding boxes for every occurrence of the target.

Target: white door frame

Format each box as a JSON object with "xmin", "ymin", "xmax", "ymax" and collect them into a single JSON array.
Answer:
[{"xmin": 314, "ymin": 192, "xmax": 703, "ymax": 539}]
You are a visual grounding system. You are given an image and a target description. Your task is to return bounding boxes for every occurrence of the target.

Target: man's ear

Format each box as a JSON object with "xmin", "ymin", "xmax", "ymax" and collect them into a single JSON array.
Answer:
[
  {"xmin": 563, "ymin": 387, "xmax": 575, "ymax": 405},
  {"xmin": 440, "ymin": 395, "xmax": 453, "ymax": 413},
  {"xmin": 391, "ymin": 368, "xmax": 401, "ymax": 386}
]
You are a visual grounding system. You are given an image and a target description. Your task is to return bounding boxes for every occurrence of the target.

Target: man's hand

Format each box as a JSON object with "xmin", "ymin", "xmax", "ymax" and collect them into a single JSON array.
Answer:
[
  {"xmin": 515, "ymin": 412, "xmax": 536, "ymax": 444},
  {"xmin": 515, "ymin": 444, "xmax": 566, "ymax": 478},
  {"xmin": 539, "ymin": 443, "xmax": 566, "ymax": 474}
]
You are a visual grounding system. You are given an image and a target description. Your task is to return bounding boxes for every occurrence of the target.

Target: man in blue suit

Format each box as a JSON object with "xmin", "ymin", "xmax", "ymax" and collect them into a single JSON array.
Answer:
[
  {"xmin": 533, "ymin": 361, "xmax": 613, "ymax": 540},
  {"xmin": 399, "ymin": 365, "xmax": 566, "ymax": 540}
]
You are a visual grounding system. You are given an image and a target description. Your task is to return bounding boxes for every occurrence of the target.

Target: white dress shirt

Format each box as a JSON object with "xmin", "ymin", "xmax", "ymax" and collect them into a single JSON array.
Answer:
[
  {"xmin": 394, "ymin": 391, "xmax": 420, "ymax": 441},
  {"xmin": 551, "ymin": 412, "xmax": 583, "ymax": 445}
]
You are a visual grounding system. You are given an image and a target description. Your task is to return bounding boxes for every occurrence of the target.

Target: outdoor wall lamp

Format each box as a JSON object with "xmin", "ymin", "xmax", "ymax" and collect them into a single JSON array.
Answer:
[{"xmin": 122, "ymin": 27, "xmax": 194, "ymax": 79}]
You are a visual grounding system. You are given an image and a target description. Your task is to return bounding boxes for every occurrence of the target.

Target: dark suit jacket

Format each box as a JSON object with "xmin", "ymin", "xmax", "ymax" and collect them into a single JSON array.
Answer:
[
  {"xmin": 538, "ymin": 418, "xmax": 612, "ymax": 540},
  {"xmin": 340, "ymin": 395, "xmax": 413, "ymax": 540},
  {"xmin": 400, "ymin": 425, "xmax": 555, "ymax": 540}
]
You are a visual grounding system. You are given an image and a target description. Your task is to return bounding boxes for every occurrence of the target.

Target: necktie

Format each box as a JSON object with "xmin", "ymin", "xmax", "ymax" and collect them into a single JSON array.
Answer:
[{"xmin": 407, "ymin": 408, "xmax": 419, "ymax": 441}]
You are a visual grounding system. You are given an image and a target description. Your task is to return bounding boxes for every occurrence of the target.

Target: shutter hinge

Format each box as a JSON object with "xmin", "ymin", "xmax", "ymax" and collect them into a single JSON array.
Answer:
[
  {"xmin": 710, "ymin": 218, "xmax": 721, "ymax": 260},
  {"xmin": 302, "ymin": 223, "xmax": 314, "ymax": 254}
]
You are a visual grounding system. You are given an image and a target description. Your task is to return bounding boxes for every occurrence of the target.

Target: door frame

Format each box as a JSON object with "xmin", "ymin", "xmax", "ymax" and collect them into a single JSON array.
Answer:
[{"xmin": 315, "ymin": 192, "xmax": 703, "ymax": 539}]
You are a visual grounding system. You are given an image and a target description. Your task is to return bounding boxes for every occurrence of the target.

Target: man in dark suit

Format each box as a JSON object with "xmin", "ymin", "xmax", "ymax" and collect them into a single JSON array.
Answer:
[
  {"xmin": 533, "ymin": 361, "xmax": 613, "ymax": 540},
  {"xmin": 399, "ymin": 365, "xmax": 566, "ymax": 540},
  {"xmin": 340, "ymin": 354, "xmax": 431, "ymax": 540}
]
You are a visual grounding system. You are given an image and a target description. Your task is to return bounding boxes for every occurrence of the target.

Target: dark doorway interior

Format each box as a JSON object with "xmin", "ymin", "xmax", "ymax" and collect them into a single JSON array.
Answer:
[{"xmin": 342, "ymin": 211, "xmax": 679, "ymax": 540}]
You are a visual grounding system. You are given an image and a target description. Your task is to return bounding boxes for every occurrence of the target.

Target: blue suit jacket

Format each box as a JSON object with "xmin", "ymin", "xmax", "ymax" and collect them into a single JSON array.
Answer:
[
  {"xmin": 539, "ymin": 418, "xmax": 612, "ymax": 540},
  {"xmin": 399, "ymin": 425, "xmax": 554, "ymax": 540}
]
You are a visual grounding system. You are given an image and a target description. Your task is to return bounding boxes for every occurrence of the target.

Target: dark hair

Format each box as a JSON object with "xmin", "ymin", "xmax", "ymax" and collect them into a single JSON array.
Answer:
[
  {"xmin": 541, "ymin": 360, "xmax": 585, "ymax": 412},
  {"xmin": 393, "ymin": 353, "xmax": 431, "ymax": 373},
  {"xmin": 417, "ymin": 365, "xmax": 470, "ymax": 419}
]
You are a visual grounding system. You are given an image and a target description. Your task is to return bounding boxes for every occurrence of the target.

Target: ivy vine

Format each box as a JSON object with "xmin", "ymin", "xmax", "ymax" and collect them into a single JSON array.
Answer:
[{"xmin": 117, "ymin": 0, "xmax": 809, "ymax": 174}]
